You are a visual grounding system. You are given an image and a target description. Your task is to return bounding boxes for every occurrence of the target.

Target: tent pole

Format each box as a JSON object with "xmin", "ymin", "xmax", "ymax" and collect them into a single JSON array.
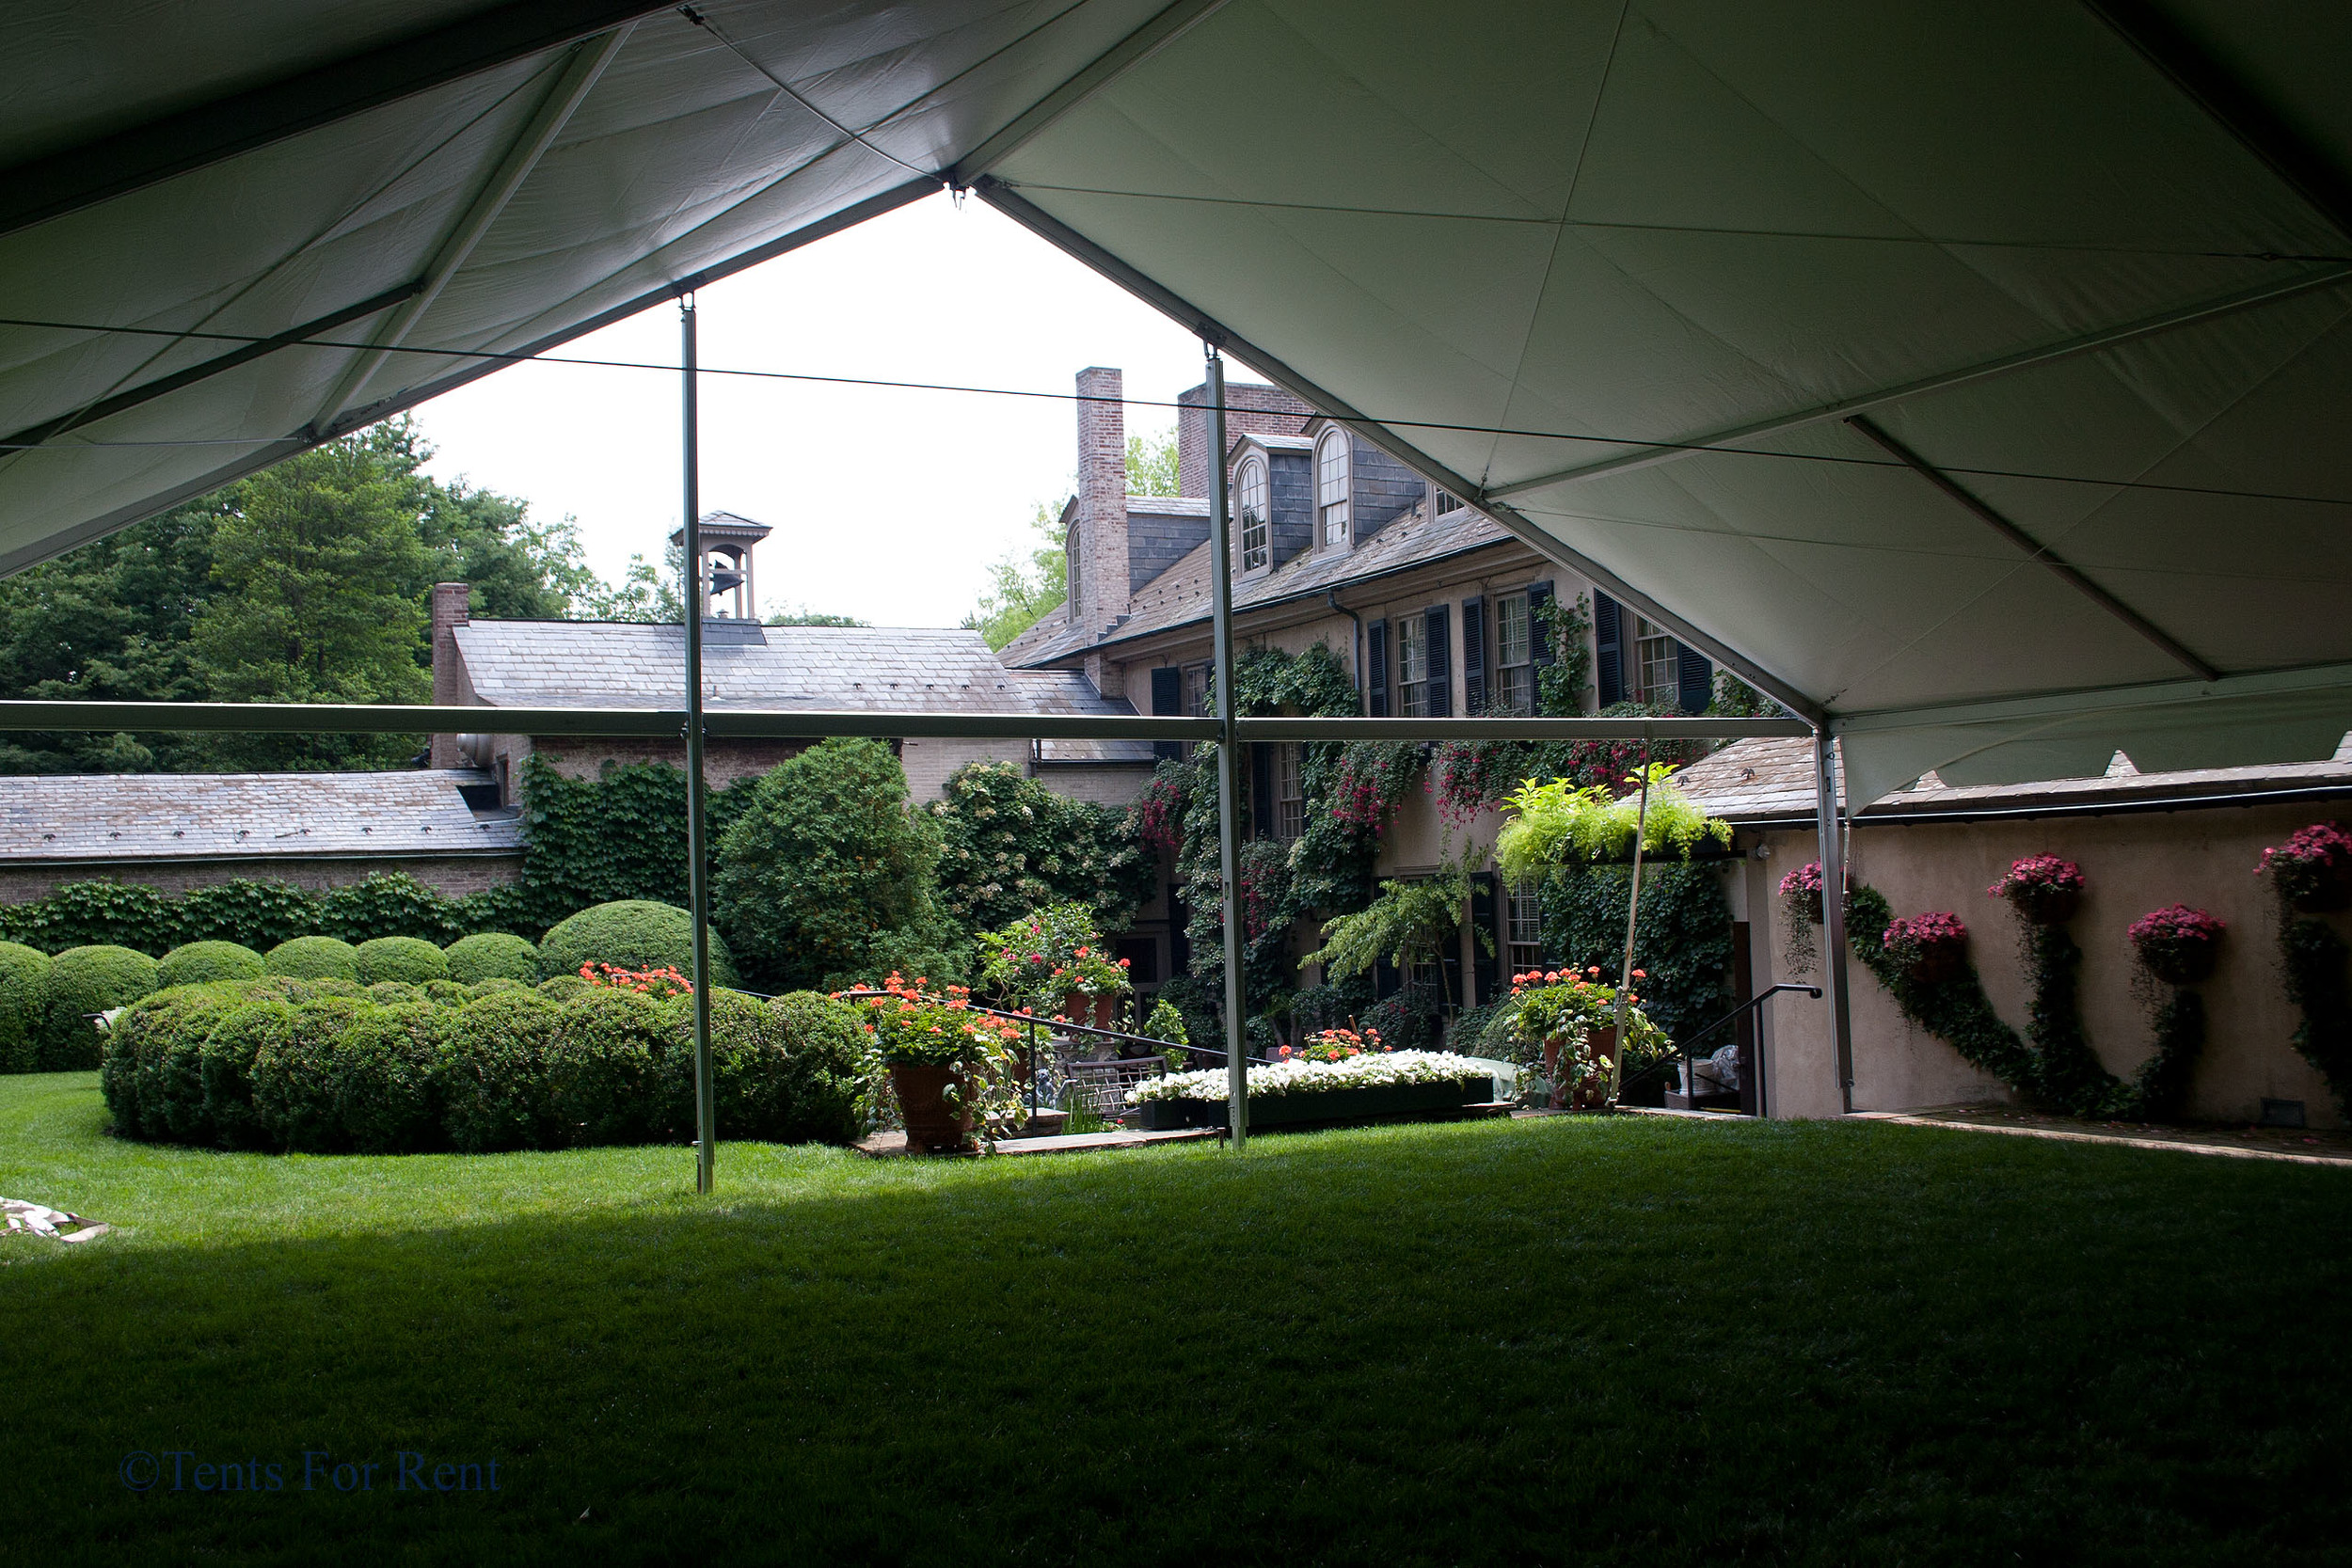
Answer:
[
  {"xmin": 680, "ymin": 294, "xmax": 716, "ymax": 1194},
  {"xmin": 1610, "ymin": 742, "xmax": 1652, "ymax": 1101},
  {"xmin": 1205, "ymin": 345, "xmax": 1248, "ymax": 1150},
  {"xmin": 1813, "ymin": 728, "xmax": 1853, "ymax": 1115}
]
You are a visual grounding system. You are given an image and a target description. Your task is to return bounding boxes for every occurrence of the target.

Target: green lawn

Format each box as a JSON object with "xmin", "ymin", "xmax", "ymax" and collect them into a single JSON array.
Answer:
[{"xmin": 3, "ymin": 1072, "xmax": 2346, "ymax": 1566}]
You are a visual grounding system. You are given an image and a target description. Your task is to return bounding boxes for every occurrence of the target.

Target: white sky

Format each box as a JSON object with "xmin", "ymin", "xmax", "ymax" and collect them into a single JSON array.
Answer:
[{"xmin": 411, "ymin": 192, "xmax": 1212, "ymax": 628}]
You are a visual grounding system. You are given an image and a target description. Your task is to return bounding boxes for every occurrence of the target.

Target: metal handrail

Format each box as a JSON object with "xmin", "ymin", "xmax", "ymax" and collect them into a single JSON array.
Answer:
[{"xmin": 1614, "ymin": 983, "xmax": 1823, "ymax": 1103}]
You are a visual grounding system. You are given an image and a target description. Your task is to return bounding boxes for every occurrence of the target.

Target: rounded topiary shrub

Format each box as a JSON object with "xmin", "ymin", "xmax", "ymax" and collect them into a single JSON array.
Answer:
[
  {"xmin": 547, "ymin": 986, "xmax": 690, "ymax": 1148},
  {"xmin": 0, "ymin": 942, "xmax": 53, "ymax": 1074},
  {"xmin": 356, "ymin": 936, "xmax": 449, "ymax": 985},
  {"xmin": 263, "ymin": 936, "xmax": 360, "ymax": 982},
  {"xmin": 436, "ymin": 990, "xmax": 567, "ymax": 1153},
  {"xmin": 445, "ymin": 931, "xmax": 538, "ymax": 985},
  {"xmin": 102, "ymin": 981, "xmax": 246, "ymax": 1141},
  {"xmin": 535, "ymin": 900, "xmax": 739, "ymax": 987},
  {"xmin": 40, "ymin": 944, "xmax": 158, "ymax": 1070},
  {"xmin": 157, "ymin": 941, "xmax": 264, "ymax": 990},
  {"xmin": 724, "ymin": 991, "xmax": 866, "ymax": 1145}
]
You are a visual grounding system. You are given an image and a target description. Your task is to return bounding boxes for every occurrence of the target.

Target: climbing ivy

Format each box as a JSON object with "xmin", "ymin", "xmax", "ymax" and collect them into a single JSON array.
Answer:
[
  {"xmin": 509, "ymin": 753, "xmax": 759, "ymax": 935},
  {"xmin": 0, "ymin": 872, "xmax": 520, "ymax": 955},
  {"xmin": 2280, "ymin": 911, "xmax": 2352, "ymax": 1114},
  {"xmin": 1537, "ymin": 862, "xmax": 1731, "ymax": 1043},
  {"xmin": 926, "ymin": 760, "xmax": 1153, "ymax": 936}
]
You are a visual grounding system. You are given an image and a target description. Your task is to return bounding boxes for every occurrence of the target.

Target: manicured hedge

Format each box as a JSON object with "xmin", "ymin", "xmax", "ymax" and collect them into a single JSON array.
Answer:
[
  {"xmin": 157, "ymin": 941, "xmax": 265, "ymax": 989},
  {"xmin": 102, "ymin": 979, "xmax": 866, "ymax": 1153},
  {"xmin": 40, "ymin": 945, "xmax": 157, "ymax": 1070},
  {"xmin": 444, "ymin": 932, "xmax": 538, "ymax": 985},
  {"xmin": 0, "ymin": 942, "xmax": 51, "ymax": 1074},
  {"xmin": 264, "ymin": 936, "xmax": 361, "ymax": 981},
  {"xmin": 356, "ymin": 936, "xmax": 449, "ymax": 985},
  {"xmin": 536, "ymin": 900, "xmax": 740, "ymax": 987}
]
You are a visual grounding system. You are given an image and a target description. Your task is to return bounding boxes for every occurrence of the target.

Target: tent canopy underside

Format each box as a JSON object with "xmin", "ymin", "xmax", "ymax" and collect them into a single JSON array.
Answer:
[{"xmin": 4, "ymin": 0, "xmax": 2348, "ymax": 802}]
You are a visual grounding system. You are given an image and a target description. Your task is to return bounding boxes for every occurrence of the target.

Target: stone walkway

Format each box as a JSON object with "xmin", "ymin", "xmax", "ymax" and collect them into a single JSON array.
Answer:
[
  {"xmin": 855, "ymin": 1127, "xmax": 1221, "ymax": 1159},
  {"xmin": 1850, "ymin": 1104, "xmax": 2352, "ymax": 1168}
]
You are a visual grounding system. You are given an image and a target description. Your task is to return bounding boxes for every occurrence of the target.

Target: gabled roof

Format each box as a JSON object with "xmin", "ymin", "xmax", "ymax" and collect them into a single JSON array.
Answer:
[{"xmin": 0, "ymin": 770, "xmax": 517, "ymax": 863}]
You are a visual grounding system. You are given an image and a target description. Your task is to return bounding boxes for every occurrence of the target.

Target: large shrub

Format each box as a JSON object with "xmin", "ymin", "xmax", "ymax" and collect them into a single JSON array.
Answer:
[
  {"xmin": 356, "ymin": 935, "xmax": 449, "ymax": 985},
  {"xmin": 545, "ymin": 986, "xmax": 687, "ymax": 1148},
  {"xmin": 264, "ymin": 935, "xmax": 361, "ymax": 981},
  {"xmin": 0, "ymin": 872, "xmax": 523, "ymax": 956},
  {"xmin": 723, "ymin": 990, "xmax": 866, "ymax": 1145},
  {"xmin": 928, "ymin": 760, "xmax": 1154, "ymax": 935},
  {"xmin": 435, "ymin": 990, "xmax": 566, "ymax": 1153},
  {"xmin": 536, "ymin": 900, "xmax": 739, "ymax": 987},
  {"xmin": 714, "ymin": 737, "xmax": 954, "ymax": 993},
  {"xmin": 1538, "ymin": 863, "xmax": 1733, "ymax": 1044},
  {"xmin": 158, "ymin": 941, "xmax": 265, "ymax": 989},
  {"xmin": 445, "ymin": 932, "xmax": 538, "ymax": 984},
  {"xmin": 0, "ymin": 942, "xmax": 52, "ymax": 1074},
  {"xmin": 40, "ymin": 944, "xmax": 157, "ymax": 1069}
]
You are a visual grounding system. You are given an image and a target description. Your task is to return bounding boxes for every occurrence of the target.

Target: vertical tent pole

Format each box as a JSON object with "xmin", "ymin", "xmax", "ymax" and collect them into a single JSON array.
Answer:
[
  {"xmin": 1204, "ymin": 345, "xmax": 1248, "ymax": 1150},
  {"xmin": 681, "ymin": 293, "xmax": 716, "ymax": 1193},
  {"xmin": 1812, "ymin": 727, "xmax": 1853, "ymax": 1114},
  {"xmin": 1610, "ymin": 739, "xmax": 1652, "ymax": 1101}
]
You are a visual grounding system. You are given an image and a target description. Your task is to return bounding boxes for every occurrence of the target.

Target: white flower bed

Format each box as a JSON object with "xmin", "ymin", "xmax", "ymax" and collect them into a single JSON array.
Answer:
[{"xmin": 1127, "ymin": 1050, "xmax": 1491, "ymax": 1104}]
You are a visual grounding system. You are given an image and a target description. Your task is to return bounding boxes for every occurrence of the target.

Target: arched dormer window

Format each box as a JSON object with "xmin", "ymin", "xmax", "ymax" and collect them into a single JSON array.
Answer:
[
  {"xmin": 1066, "ymin": 521, "xmax": 1082, "ymax": 621},
  {"xmin": 1315, "ymin": 429, "xmax": 1350, "ymax": 547},
  {"xmin": 1237, "ymin": 456, "xmax": 1269, "ymax": 571}
]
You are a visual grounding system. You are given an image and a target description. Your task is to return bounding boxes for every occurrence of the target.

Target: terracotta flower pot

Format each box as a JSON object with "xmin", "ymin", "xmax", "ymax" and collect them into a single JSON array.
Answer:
[
  {"xmin": 1542, "ymin": 1023, "xmax": 1618, "ymax": 1111},
  {"xmin": 889, "ymin": 1063, "xmax": 972, "ymax": 1153},
  {"xmin": 1061, "ymin": 989, "xmax": 1119, "ymax": 1032}
]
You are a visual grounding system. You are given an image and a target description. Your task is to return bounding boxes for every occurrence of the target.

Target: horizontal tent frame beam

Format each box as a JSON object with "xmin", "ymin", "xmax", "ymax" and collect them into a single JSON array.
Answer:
[
  {"xmin": 1828, "ymin": 660, "xmax": 2352, "ymax": 736},
  {"xmin": 0, "ymin": 700, "xmax": 1812, "ymax": 742}
]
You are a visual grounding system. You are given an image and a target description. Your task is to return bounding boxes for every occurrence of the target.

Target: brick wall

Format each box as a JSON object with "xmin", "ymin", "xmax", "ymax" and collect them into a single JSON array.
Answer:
[
  {"xmin": 429, "ymin": 581, "xmax": 471, "ymax": 768},
  {"xmin": 1074, "ymin": 366, "xmax": 1127, "ymax": 635},
  {"xmin": 0, "ymin": 854, "xmax": 521, "ymax": 906},
  {"xmin": 528, "ymin": 736, "xmax": 812, "ymax": 786},
  {"xmin": 1178, "ymin": 380, "xmax": 1312, "ymax": 499}
]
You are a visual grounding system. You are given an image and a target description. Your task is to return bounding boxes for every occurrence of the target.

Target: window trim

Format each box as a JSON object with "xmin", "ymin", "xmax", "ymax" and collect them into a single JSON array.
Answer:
[
  {"xmin": 1237, "ymin": 455, "xmax": 1269, "ymax": 572},
  {"xmin": 1273, "ymin": 742, "xmax": 1305, "ymax": 842},
  {"xmin": 1395, "ymin": 611, "xmax": 1430, "ymax": 718},
  {"xmin": 1494, "ymin": 590, "xmax": 1534, "ymax": 716},
  {"xmin": 1315, "ymin": 428, "xmax": 1351, "ymax": 551}
]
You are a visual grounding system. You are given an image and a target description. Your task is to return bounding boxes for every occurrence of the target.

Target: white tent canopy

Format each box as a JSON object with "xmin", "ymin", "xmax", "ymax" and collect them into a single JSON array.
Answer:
[{"xmin": 5, "ymin": 0, "xmax": 2349, "ymax": 800}]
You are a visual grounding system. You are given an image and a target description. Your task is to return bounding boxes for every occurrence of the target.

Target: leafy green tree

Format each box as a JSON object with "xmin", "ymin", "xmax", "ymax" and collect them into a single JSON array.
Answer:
[
  {"xmin": 580, "ymin": 546, "xmax": 685, "ymax": 624},
  {"xmin": 764, "ymin": 607, "xmax": 867, "ymax": 626},
  {"xmin": 713, "ymin": 738, "xmax": 956, "ymax": 992},
  {"xmin": 963, "ymin": 500, "xmax": 1069, "ymax": 651},
  {"xmin": 928, "ymin": 760, "xmax": 1153, "ymax": 934},
  {"xmin": 1126, "ymin": 426, "xmax": 1178, "ymax": 496}
]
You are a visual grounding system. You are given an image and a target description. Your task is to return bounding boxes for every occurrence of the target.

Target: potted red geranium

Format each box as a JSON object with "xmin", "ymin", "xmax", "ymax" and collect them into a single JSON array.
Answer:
[
  {"xmin": 851, "ymin": 973, "xmax": 1025, "ymax": 1153},
  {"xmin": 2128, "ymin": 904, "xmax": 2226, "ymax": 985},
  {"xmin": 1988, "ymin": 854, "xmax": 2084, "ymax": 925},
  {"xmin": 1053, "ymin": 945, "xmax": 1130, "ymax": 1033},
  {"xmin": 1883, "ymin": 911, "xmax": 1969, "ymax": 984},
  {"xmin": 2258, "ymin": 821, "xmax": 2352, "ymax": 912}
]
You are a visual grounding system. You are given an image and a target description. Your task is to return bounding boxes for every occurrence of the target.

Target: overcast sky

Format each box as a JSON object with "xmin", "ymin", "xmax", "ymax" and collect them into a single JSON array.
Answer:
[{"xmin": 411, "ymin": 192, "xmax": 1214, "ymax": 629}]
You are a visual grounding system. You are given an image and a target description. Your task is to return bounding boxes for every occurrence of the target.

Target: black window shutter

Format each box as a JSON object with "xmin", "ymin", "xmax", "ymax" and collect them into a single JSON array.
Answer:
[
  {"xmin": 1249, "ymin": 742, "xmax": 1274, "ymax": 839},
  {"xmin": 1594, "ymin": 592, "xmax": 1623, "ymax": 706},
  {"xmin": 1527, "ymin": 580, "xmax": 1556, "ymax": 667},
  {"xmin": 1470, "ymin": 871, "xmax": 1500, "ymax": 1005},
  {"xmin": 1150, "ymin": 666, "xmax": 1183, "ymax": 761},
  {"xmin": 1367, "ymin": 619, "xmax": 1389, "ymax": 717},
  {"xmin": 1676, "ymin": 641, "xmax": 1712, "ymax": 715},
  {"xmin": 1424, "ymin": 604, "xmax": 1452, "ymax": 717},
  {"xmin": 1460, "ymin": 594, "xmax": 1486, "ymax": 714}
]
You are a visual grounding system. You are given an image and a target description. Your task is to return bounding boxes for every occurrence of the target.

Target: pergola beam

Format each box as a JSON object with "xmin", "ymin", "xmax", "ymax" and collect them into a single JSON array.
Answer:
[{"xmin": 0, "ymin": 0, "xmax": 672, "ymax": 240}]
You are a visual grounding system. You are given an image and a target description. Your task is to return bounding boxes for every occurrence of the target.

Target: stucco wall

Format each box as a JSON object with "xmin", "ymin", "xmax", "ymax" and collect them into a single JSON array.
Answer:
[{"xmin": 1755, "ymin": 800, "xmax": 2346, "ymax": 1127}]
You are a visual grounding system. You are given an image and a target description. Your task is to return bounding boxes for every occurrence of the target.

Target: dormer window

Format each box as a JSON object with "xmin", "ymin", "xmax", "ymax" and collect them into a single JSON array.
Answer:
[
  {"xmin": 1435, "ymin": 488, "xmax": 1464, "ymax": 515},
  {"xmin": 1316, "ymin": 429, "xmax": 1350, "ymax": 547},
  {"xmin": 1237, "ymin": 456, "xmax": 1269, "ymax": 571},
  {"xmin": 1065, "ymin": 523, "xmax": 1082, "ymax": 620}
]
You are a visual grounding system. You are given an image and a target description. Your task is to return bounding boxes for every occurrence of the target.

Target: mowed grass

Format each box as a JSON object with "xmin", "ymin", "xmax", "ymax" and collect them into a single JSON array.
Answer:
[{"xmin": 3, "ymin": 1072, "xmax": 2347, "ymax": 1567}]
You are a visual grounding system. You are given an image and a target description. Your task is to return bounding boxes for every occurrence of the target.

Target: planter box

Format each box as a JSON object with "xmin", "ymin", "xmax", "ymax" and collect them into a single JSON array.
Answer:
[{"xmin": 1129, "ymin": 1076, "xmax": 1491, "ymax": 1132}]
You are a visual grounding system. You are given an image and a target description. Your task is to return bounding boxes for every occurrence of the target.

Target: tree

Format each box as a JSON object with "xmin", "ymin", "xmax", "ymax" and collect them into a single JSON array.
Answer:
[
  {"xmin": 1126, "ymin": 426, "xmax": 1177, "ymax": 496},
  {"xmin": 962, "ymin": 500, "xmax": 1069, "ymax": 651},
  {"xmin": 712, "ymin": 738, "xmax": 957, "ymax": 992},
  {"xmin": 580, "ymin": 546, "xmax": 685, "ymax": 624},
  {"xmin": 765, "ymin": 608, "xmax": 867, "ymax": 627}
]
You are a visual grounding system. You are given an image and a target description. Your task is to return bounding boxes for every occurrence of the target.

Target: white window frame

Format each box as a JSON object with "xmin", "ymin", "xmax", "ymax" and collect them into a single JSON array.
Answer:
[
  {"xmin": 1494, "ymin": 592, "xmax": 1534, "ymax": 716},
  {"xmin": 1506, "ymin": 884, "xmax": 1543, "ymax": 973},
  {"xmin": 1315, "ymin": 429, "xmax": 1350, "ymax": 549},
  {"xmin": 1273, "ymin": 743, "xmax": 1305, "ymax": 842},
  {"xmin": 1395, "ymin": 613, "xmax": 1429, "ymax": 718},
  {"xmin": 1183, "ymin": 662, "xmax": 1212, "ymax": 719},
  {"xmin": 1066, "ymin": 524, "xmax": 1082, "ymax": 621},
  {"xmin": 1237, "ymin": 457, "xmax": 1269, "ymax": 571},
  {"xmin": 1435, "ymin": 488, "xmax": 1464, "ymax": 515},
  {"xmin": 1635, "ymin": 616, "xmax": 1677, "ymax": 704}
]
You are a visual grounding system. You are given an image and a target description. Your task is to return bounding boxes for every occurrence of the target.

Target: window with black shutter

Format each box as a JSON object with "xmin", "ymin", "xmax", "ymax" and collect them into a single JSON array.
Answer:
[
  {"xmin": 1527, "ymin": 580, "xmax": 1556, "ymax": 669},
  {"xmin": 1150, "ymin": 666, "xmax": 1183, "ymax": 762},
  {"xmin": 1470, "ymin": 872, "xmax": 1501, "ymax": 1005},
  {"xmin": 1367, "ymin": 619, "xmax": 1389, "ymax": 716},
  {"xmin": 1676, "ymin": 642, "xmax": 1713, "ymax": 715},
  {"xmin": 1249, "ymin": 742, "xmax": 1274, "ymax": 839},
  {"xmin": 1461, "ymin": 595, "xmax": 1486, "ymax": 713},
  {"xmin": 1594, "ymin": 592, "xmax": 1624, "ymax": 705},
  {"xmin": 1423, "ymin": 605, "xmax": 1452, "ymax": 718}
]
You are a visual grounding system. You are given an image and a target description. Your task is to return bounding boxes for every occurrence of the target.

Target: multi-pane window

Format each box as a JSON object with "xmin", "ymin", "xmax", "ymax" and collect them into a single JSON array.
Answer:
[
  {"xmin": 1635, "ymin": 617, "xmax": 1677, "ymax": 703},
  {"xmin": 1494, "ymin": 592, "xmax": 1534, "ymax": 715},
  {"xmin": 1506, "ymin": 885, "xmax": 1543, "ymax": 974},
  {"xmin": 1065, "ymin": 526, "xmax": 1082, "ymax": 621},
  {"xmin": 1237, "ymin": 458, "xmax": 1268, "ymax": 571},
  {"xmin": 1316, "ymin": 430, "xmax": 1350, "ymax": 547},
  {"xmin": 1395, "ymin": 613, "xmax": 1429, "ymax": 717},
  {"xmin": 1435, "ymin": 489, "xmax": 1464, "ymax": 515},
  {"xmin": 1273, "ymin": 743, "xmax": 1305, "ymax": 842},
  {"xmin": 1184, "ymin": 662, "xmax": 1212, "ymax": 718}
]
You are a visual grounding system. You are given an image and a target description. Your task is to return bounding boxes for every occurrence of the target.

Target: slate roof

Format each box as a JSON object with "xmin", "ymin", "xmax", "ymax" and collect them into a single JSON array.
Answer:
[
  {"xmin": 1000, "ymin": 498, "xmax": 1517, "ymax": 668},
  {"xmin": 1674, "ymin": 736, "xmax": 2352, "ymax": 825},
  {"xmin": 0, "ymin": 770, "xmax": 519, "ymax": 863}
]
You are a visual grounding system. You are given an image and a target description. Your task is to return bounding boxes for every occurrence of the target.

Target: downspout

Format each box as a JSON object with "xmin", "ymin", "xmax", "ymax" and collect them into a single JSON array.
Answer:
[{"xmin": 1327, "ymin": 590, "xmax": 1365, "ymax": 713}]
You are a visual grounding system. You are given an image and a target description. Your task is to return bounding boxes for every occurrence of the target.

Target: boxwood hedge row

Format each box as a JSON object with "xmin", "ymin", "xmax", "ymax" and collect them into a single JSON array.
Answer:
[{"xmin": 101, "ymin": 976, "xmax": 866, "ymax": 1153}]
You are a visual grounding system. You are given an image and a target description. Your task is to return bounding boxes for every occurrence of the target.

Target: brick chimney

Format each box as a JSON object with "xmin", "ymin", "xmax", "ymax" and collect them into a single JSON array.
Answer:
[
  {"xmin": 1073, "ymin": 366, "xmax": 1127, "ymax": 636},
  {"xmin": 428, "ymin": 581, "xmax": 470, "ymax": 768},
  {"xmin": 1177, "ymin": 378, "xmax": 1316, "ymax": 499}
]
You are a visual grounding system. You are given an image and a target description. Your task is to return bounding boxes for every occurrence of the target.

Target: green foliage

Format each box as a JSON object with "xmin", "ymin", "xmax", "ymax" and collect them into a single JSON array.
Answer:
[
  {"xmin": 0, "ymin": 872, "xmax": 523, "ymax": 957},
  {"xmin": 102, "ymin": 978, "xmax": 868, "ymax": 1153},
  {"xmin": 963, "ymin": 500, "xmax": 1071, "ymax": 651},
  {"xmin": 356, "ymin": 936, "xmax": 449, "ymax": 985},
  {"xmin": 1307, "ymin": 863, "xmax": 1486, "ymax": 1006},
  {"xmin": 929, "ymin": 762, "xmax": 1153, "ymax": 936},
  {"xmin": 157, "ymin": 941, "xmax": 264, "ymax": 989},
  {"xmin": 536, "ymin": 900, "xmax": 739, "ymax": 987},
  {"xmin": 2280, "ymin": 912, "xmax": 2351, "ymax": 1113},
  {"xmin": 1537, "ymin": 863, "xmax": 1732, "ymax": 1045},
  {"xmin": 976, "ymin": 902, "xmax": 1108, "ymax": 1011},
  {"xmin": 1126, "ymin": 427, "xmax": 1179, "ymax": 496},
  {"xmin": 0, "ymin": 943, "xmax": 51, "ymax": 1074},
  {"xmin": 509, "ymin": 754, "xmax": 756, "ymax": 936},
  {"xmin": 2133, "ymin": 990, "xmax": 2206, "ymax": 1122},
  {"xmin": 264, "ymin": 936, "xmax": 361, "ymax": 982},
  {"xmin": 714, "ymin": 738, "xmax": 947, "ymax": 993},
  {"xmin": 40, "ymin": 944, "xmax": 159, "ymax": 1070},
  {"xmin": 1495, "ymin": 765, "xmax": 1729, "ymax": 886},
  {"xmin": 444, "ymin": 932, "xmax": 539, "ymax": 985}
]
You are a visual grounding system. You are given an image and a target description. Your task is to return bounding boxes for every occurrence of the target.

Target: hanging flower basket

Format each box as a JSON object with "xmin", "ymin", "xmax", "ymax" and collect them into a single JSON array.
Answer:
[
  {"xmin": 2259, "ymin": 822, "xmax": 2352, "ymax": 913},
  {"xmin": 1884, "ymin": 911, "xmax": 1969, "ymax": 985},
  {"xmin": 1779, "ymin": 861, "xmax": 1825, "ymax": 926},
  {"xmin": 1988, "ymin": 854, "xmax": 2084, "ymax": 925},
  {"xmin": 2128, "ymin": 904, "xmax": 2226, "ymax": 985}
]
